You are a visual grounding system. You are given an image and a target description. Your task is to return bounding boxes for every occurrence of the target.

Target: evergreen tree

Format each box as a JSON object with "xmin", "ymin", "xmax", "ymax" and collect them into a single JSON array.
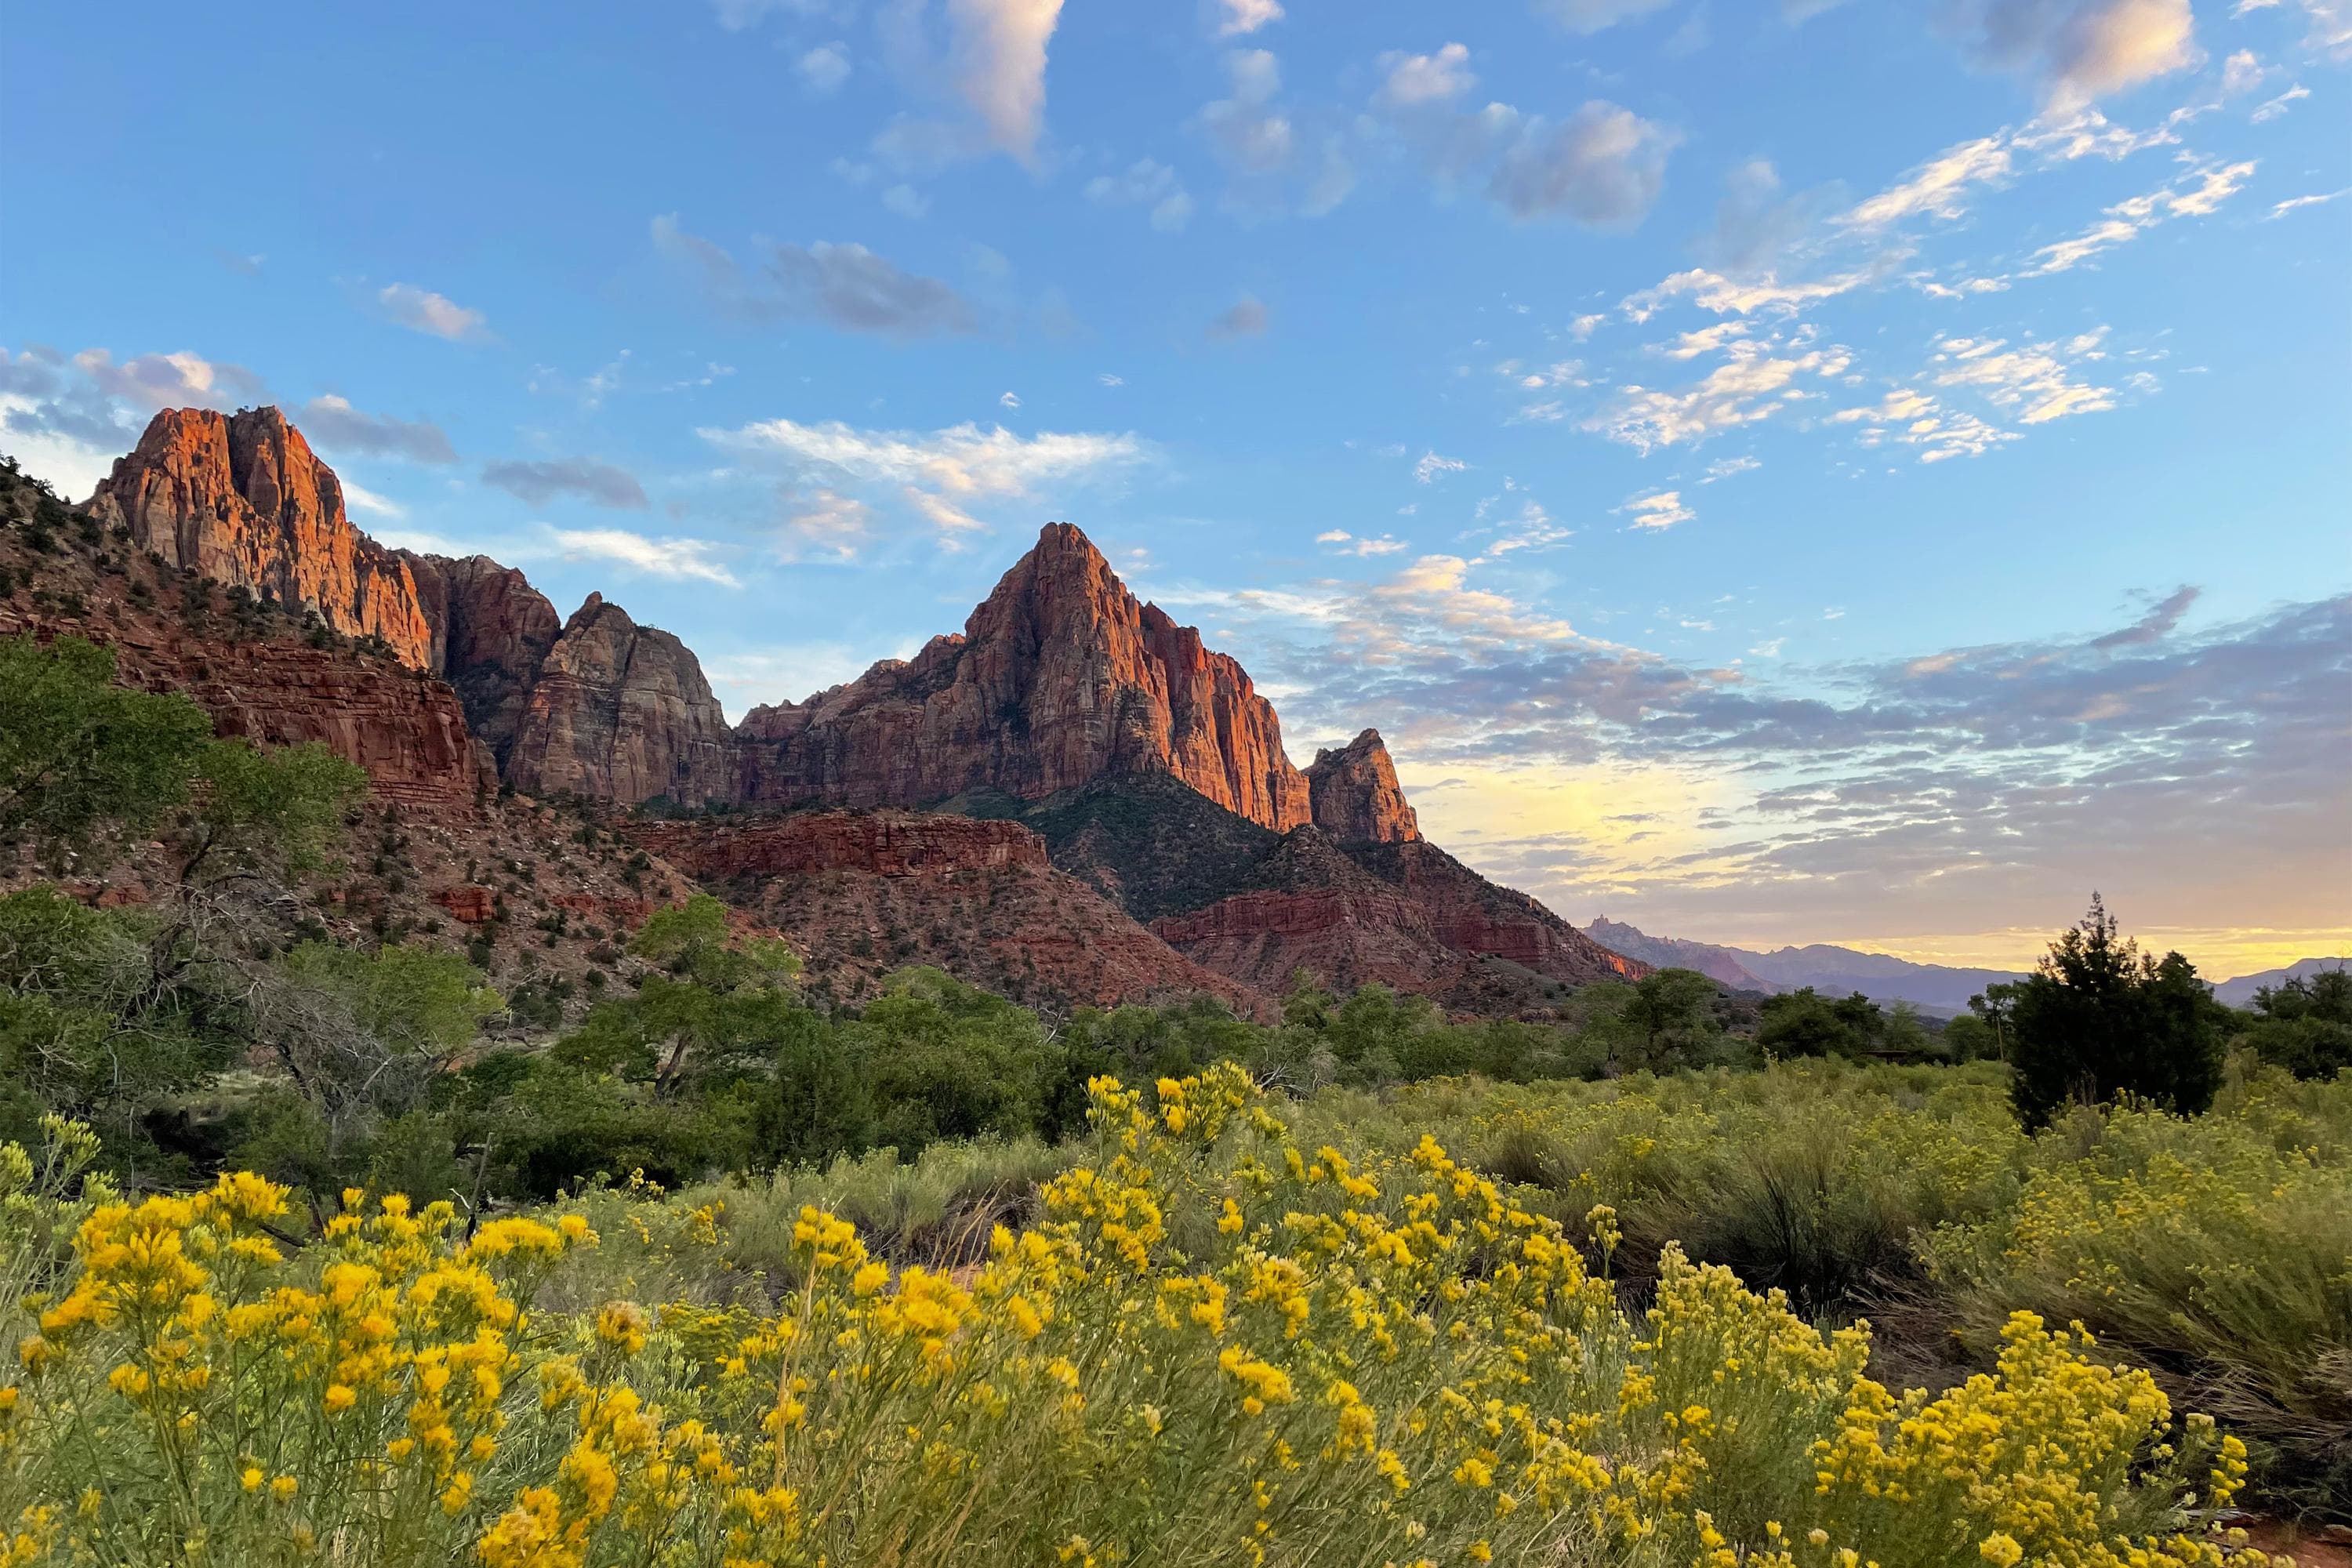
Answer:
[{"xmin": 2009, "ymin": 895, "xmax": 2226, "ymax": 1127}]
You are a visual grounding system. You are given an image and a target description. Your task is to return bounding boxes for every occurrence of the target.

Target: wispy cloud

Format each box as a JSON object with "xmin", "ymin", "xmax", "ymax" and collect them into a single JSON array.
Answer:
[
  {"xmin": 702, "ymin": 414, "xmax": 1149, "ymax": 551},
  {"xmin": 548, "ymin": 526, "xmax": 740, "ymax": 586},
  {"xmin": 377, "ymin": 282, "xmax": 488, "ymax": 341}
]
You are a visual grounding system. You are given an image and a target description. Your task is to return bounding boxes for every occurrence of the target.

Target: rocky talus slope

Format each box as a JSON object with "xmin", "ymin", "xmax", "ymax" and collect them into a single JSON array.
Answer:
[{"xmin": 628, "ymin": 811, "xmax": 1264, "ymax": 1013}]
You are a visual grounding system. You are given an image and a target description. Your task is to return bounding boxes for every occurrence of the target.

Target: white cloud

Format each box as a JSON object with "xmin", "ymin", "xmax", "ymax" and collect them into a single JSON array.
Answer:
[
  {"xmin": 1414, "ymin": 449, "xmax": 1468, "ymax": 483},
  {"xmin": 1375, "ymin": 43, "xmax": 1474, "ymax": 109},
  {"xmin": 703, "ymin": 415, "xmax": 1149, "ymax": 546},
  {"xmin": 946, "ymin": 0, "xmax": 1066, "ymax": 164},
  {"xmin": 1621, "ymin": 267, "xmax": 1871, "ymax": 321},
  {"xmin": 2024, "ymin": 157, "xmax": 2256, "ymax": 272},
  {"xmin": 1586, "ymin": 343, "xmax": 1852, "ymax": 452},
  {"xmin": 76, "ymin": 348, "xmax": 265, "ymax": 409},
  {"xmin": 1657, "ymin": 321, "xmax": 1752, "ymax": 360},
  {"xmin": 377, "ymin": 282, "xmax": 487, "ymax": 341},
  {"xmin": 1200, "ymin": 49, "xmax": 1295, "ymax": 173},
  {"xmin": 549, "ymin": 527, "xmax": 740, "ymax": 587},
  {"xmin": 1931, "ymin": 330, "xmax": 2118, "ymax": 425},
  {"xmin": 340, "ymin": 479, "xmax": 405, "ymax": 519},
  {"xmin": 797, "ymin": 42, "xmax": 851, "ymax": 94},
  {"xmin": 2230, "ymin": 0, "xmax": 2352, "ymax": 59},
  {"xmin": 998, "ymin": 390, "xmax": 1021, "ymax": 408},
  {"xmin": 881, "ymin": 183, "xmax": 931, "ymax": 218},
  {"xmin": 1098, "ymin": 372, "xmax": 1126, "ymax": 387},
  {"xmin": 2220, "ymin": 46, "xmax": 2271, "ymax": 92},
  {"xmin": 1083, "ymin": 158, "xmax": 1195, "ymax": 231},
  {"xmin": 1620, "ymin": 489, "xmax": 1695, "ymax": 530},
  {"xmin": 1316, "ymin": 529, "xmax": 1410, "ymax": 556},
  {"xmin": 2251, "ymin": 82, "xmax": 2310, "ymax": 118},
  {"xmin": 1702, "ymin": 455, "xmax": 1762, "ymax": 482},
  {"xmin": 1212, "ymin": 0, "xmax": 1283, "ymax": 37},
  {"xmin": 1838, "ymin": 135, "xmax": 2015, "ymax": 229},
  {"xmin": 2267, "ymin": 186, "xmax": 2347, "ymax": 218},
  {"xmin": 779, "ymin": 488, "xmax": 875, "ymax": 561}
]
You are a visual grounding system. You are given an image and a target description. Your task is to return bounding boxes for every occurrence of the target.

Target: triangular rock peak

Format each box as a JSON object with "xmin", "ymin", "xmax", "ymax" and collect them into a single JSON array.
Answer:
[
  {"xmin": 1307, "ymin": 728, "xmax": 1421, "ymax": 844},
  {"xmin": 737, "ymin": 521, "xmax": 1315, "ymax": 831}
]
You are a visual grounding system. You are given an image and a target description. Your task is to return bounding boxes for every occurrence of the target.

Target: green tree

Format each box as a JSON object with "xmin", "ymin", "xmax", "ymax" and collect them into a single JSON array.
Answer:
[
  {"xmin": 1617, "ymin": 968, "xmax": 1721, "ymax": 1073},
  {"xmin": 2240, "ymin": 967, "xmax": 2352, "ymax": 1080},
  {"xmin": 0, "ymin": 634, "xmax": 213, "ymax": 863},
  {"xmin": 180, "ymin": 739, "xmax": 366, "ymax": 884},
  {"xmin": 2009, "ymin": 895, "xmax": 2227, "ymax": 1127},
  {"xmin": 1757, "ymin": 988, "xmax": 1867, "ymax": 1058}
]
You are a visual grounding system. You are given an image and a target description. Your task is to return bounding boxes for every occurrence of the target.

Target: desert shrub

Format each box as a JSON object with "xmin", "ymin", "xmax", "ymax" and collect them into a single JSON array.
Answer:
[
  {"xmin": 1919, "ymin": 1065, "xmax": 2352, "ymax": 1517},
  {"xmin": 0, "ymin": 1076, "xmax": 2262, "ymax": 1567}
]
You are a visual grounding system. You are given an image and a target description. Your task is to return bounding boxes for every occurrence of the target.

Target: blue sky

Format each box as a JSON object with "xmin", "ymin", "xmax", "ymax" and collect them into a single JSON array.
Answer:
[{"xmin": 5, "ymin": 0, "xmax": 2347, "ymax": 971}]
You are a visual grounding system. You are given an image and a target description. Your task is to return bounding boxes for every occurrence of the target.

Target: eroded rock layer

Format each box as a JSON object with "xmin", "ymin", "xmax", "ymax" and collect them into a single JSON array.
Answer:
[{"xmin": 628, "ymin": 811, "xmax": 1049, "ymax": 879}]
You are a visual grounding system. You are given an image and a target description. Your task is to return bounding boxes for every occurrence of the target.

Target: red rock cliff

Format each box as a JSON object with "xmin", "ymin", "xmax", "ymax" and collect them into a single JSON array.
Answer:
[
  {"xmin": 401, "ymin": 550, "xmax": 561, "ymax": 769},
  {"xmin": 736, "ymin": 523, "xmax": 1312, "ymax": 829},
  {"xmin": 626, "ymin": 811, "xmax": 1051, "ymax": 879},
  {"xmin": 506, "ymin": 593, "xmax": 734, "ymax": 806},
  {"xmin": 1305, "ymin": 728, "xmax": 1420, "ymax": 843},
  {"xmin": 87, "ymin": 408, "xmax": 434, "ymax": 667}
]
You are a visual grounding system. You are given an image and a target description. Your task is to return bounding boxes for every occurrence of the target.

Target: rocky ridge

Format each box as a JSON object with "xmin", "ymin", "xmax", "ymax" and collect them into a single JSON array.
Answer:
[
  {"xmin": 630, "ymin": 811, "xmax": 1262, "ymax": 1014},
  {"xmin": 735, "ymin": 523, "xmax": 1315, "ymax": 830},
  {"xmin": 63, "ymin": 408, "xmax": 1644, "ymax": 1014},
  {"xmin": 2, "ymin": 463, "xmax": 492, "ymax": 812}
]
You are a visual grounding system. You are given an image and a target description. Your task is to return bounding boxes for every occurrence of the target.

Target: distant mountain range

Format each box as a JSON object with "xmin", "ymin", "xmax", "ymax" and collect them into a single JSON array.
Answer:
[
  {"xmin": 1582, "ymin": 917, "xmax": 2026, "ymax": 1016},
  {"xmin": 1583, "ymin": 919, "xmax": 2351, "ymax": 1018},
  {"xmin": 2209, "ymin": 957, "xmax": 2350, "ymax": 1008}
]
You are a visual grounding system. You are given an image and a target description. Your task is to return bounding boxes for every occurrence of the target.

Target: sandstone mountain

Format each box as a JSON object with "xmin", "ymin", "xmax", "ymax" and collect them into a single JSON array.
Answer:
[
  {"xmin": 736, "ymin": 523, "xmax": 1316, "ymax": 829},
  {"xmin": 5, "ymin": 459, "xmax": 492, "ymax": 813},
  {"xmin": 60, "ymin": 407, "xmax": 1644, "ymax": 1015},
  {"xmin": 504, "ymin": 593, "xmax": 734, "ymax": 807},
  {"xmin": 398, "ymin": 550, "xmax": 561, "ymax": 768},
  {"xmin": 1305, "ymin": 728, "xmax": 1420, "ymax": 844},
  {"xmin": 87, "ymin": 407, "xmax": 437, "ymax": 666}
]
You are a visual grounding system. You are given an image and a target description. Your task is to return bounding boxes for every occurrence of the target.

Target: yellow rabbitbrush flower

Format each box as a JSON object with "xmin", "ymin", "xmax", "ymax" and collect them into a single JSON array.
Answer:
[{"xmin": 0, "ymin": 1083, "xmax": 2291, "ymax": 1568}]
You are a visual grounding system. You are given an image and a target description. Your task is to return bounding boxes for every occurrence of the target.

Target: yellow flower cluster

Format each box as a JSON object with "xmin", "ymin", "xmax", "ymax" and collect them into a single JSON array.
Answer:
[{"xmin": 0, "ymin": 1070, "xmax": 2287, "ymax": 1568}]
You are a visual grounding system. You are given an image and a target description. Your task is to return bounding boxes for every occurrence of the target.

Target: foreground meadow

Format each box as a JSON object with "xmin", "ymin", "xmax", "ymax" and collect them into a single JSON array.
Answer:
[{"xmin": 0, "ymin": 1062, "xmax": 2321, "ymax": 1568}]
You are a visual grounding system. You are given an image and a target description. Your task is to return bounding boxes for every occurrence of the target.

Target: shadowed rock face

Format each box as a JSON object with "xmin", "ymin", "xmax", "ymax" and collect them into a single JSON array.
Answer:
[
  {"xmin": 89, "ymin": 407, "xmax": 434, "ymax": 667},
  {"xmin": 506, "ymin": 593, "xmax": 734, "ymax": 807},
  {"xmin": 1306, "ymin": 728, "xmax": 1421, "ymax": 844},
  {"xmin": 400, "ymin": 551, "xmax": 561, "ymax": 769},
  {"xmin": 736, "ymin": 523, "xmax": 1316, "ymax": 831}
]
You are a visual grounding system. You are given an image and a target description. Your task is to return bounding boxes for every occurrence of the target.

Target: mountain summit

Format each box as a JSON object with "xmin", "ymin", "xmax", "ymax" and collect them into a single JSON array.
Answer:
[
  {"xmin": 88, "ymin": 406, "xmax": 435, "ymax": 666},
  {"xmin": 737, "ymin": 521, "xmax": 1318, "ymax": 831}
]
